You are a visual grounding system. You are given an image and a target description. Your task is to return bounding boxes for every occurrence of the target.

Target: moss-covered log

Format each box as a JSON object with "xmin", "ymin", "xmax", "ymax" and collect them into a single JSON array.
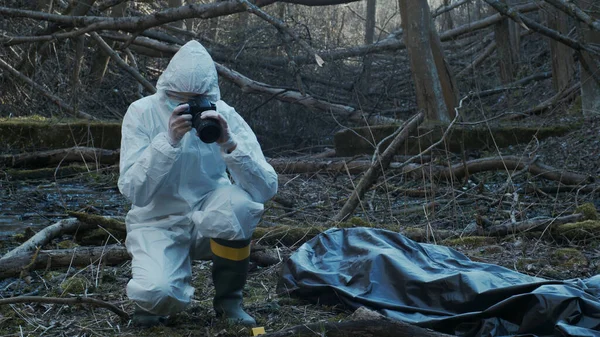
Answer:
[
  {"xmin": 4, "ymin": 165, "xmax": 93, "ymax": 180},
  {"xmin": 0, "ymin": 147, "xmax": 119, "ymax": 168},
  {"xmin": 0, "ymin": 245, "xmax": 129, "ymax": 280},
  {"xmin": 0, "ymin": 119, "xmax": 121, "ymax": 153},
  {"xmin": 553, "ymin": 220, "xmax": 600, "ymax": 241},
  {"xmin": 68, "ymin": 211, "xmax": 126, "ymax": 231}
]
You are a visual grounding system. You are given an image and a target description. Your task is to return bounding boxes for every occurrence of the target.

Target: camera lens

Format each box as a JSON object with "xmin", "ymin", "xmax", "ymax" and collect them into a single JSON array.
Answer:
[{"xmin": 194, "ymin": 117, "xmax": 221, "ymax": 143}]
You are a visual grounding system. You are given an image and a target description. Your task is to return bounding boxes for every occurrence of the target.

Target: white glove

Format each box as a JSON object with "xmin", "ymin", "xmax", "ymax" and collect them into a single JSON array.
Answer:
[
  {"xmin": 200, "ymin": 110, "xmax": 237, "ymax": 153},
  {"xmin": 168, "ymin": 104, "xmax": 192, "ymax": 147}
]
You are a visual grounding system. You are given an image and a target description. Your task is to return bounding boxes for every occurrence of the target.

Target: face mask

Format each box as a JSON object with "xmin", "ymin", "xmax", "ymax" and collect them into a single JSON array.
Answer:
[{"xmin": 165, "ymin": 97, "xmax": 182, "ymax": 113}]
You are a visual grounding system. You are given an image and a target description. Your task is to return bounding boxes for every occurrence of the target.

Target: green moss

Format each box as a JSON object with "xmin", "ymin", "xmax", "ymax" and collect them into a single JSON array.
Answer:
[
  {"xmin": 515, "ymin": 258, "xmax": 545, "ymax": 272},
  {"xmin": 554, "ymin": 220, "xmax": 600, "ymax": 241},
  {"xmin": 57, "ymin": 240, "xmax": 78, "ymax": 249},
  {"xmin": 68, "ymin": 211, "xmax": 126, "ymax": 231},
  {"xmin": 0, "ymin": 304, "xmax": 26, "ymax": 332},
  {"xmin": 550, "ymin": 248, "xmax": 587, "ymax": 269},
  {"xmin": 442, "ymin": 236, "xmax": 497, "ymax": 248},
  {"xmin": 346, "ymin": 217, "xmax": 372, "ymax": 227},
  {"xmin": 12, "ymin": 233, "xmax": 26, "ymax": 243},
  {"xmin": 44, "ymin": 271, "xmax": 64, "ymax": 281},
  {"xmin": 338, "ymin": 217, "xmax": 378, "ymax": 229},
  {"xmin": 575, "ymin": 203, "xmax": 598, "ymax": 220},
  {"xmin": 60, "ymin": 276, "xmax": 89, "ymax": 294}
]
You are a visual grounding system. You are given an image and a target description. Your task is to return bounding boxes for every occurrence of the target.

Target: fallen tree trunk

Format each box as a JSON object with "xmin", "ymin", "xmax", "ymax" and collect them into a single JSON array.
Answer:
[
  {"xmin": 4, "ymin": 150, "xmax": 590, "ymax": 186},
  {"xmin": 0, "ymin": 244, "xmax": 130, "ymax": 280},
  {"xmin": 403, "ymin": 156, "xmax": 592, "ymax": 185},
  {"xmin": 0, "ymin": 147, "xmax": 120, "ymax": 168},
  {"xmin": 2, "ymin": 146, "xmax": 430, "ymax": 172},
  {"xmin": 1, "ymin": 218, "xmax": 80, "ymax": 261},
  {"xmin": 0, "ymin": 241, "xmax": 287, "ymax": 280},
  {"xmin": 1, "ymin": 213, "xmax": 126, "ymax": 261},
  {"xmin": 481, "ymin": 213, "xmax": 584, "ymax": 237}
]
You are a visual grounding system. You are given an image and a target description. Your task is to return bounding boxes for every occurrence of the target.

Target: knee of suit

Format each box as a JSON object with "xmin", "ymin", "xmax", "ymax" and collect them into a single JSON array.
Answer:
[
  {"xmin": 127, "ymin": 276, "xmax": 193, "ymax": 316},
  {"xmin": 192, "ymin": 185, "xmax": 264, "ymax": 240},
  {"xmin": 228, "ymin": 185, "xmax": 261, "ymax": 217}
]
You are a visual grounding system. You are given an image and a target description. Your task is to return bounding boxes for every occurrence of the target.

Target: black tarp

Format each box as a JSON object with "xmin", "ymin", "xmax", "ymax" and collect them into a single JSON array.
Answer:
[{"xmin": 278, "ymin": 228, "xmax": 600, "ymax": 337}]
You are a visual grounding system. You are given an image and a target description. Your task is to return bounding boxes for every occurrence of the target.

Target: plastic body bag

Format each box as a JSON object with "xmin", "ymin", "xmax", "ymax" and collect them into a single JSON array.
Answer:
[
  {"xmin": 279, "ymin": 228, "xmax": 600, "ymax": 337},
  {"xmin": 118, "ymin": 41, "xmax": 277, "ymax": 315}
]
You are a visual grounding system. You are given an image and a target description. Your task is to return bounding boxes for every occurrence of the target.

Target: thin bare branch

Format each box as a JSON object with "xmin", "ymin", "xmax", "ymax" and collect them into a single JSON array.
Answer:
[
  {"xmin": 543, "ymin": 0, "xmax": 600, "ymax": 32},
  {"xmin": 89, "ymin": 32, "xmax": 156, "ymax": 94},
  {"xmin": 0, "ymin": 296, "xmax": 129, "ymax": 320},
  {"xmin": 432, "ymin": 0, "xmax": 471, "ymax": 18},
  {"xmin": 0, "ymin": 57, "xmax": 95, "ymax": 119},
  {"xmin": 238, "ymin": 0, "xmax": 324, "ymax": 66},
  {"xmin": 484, "ymin": 0, "xmax": 599, "ymax": 55}
]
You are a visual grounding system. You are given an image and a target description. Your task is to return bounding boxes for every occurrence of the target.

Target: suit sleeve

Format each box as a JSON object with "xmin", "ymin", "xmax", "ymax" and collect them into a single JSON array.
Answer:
[
  {"xmin": 218, "ymin": 102, "xmax": 278, "ymax": 203},
  {"xmin": 117, "ymin": 104, "xmax": 181, "ymax": 207}
]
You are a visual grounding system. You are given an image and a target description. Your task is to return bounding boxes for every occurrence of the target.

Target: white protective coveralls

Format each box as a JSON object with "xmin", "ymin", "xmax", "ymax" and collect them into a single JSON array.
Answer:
[{"xmin": 118, "ymin": 40, "xmax": 278, "ymax": 316}]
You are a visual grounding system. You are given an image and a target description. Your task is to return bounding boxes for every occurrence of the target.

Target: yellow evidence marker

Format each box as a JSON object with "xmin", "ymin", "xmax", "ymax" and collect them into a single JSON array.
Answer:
[{"xmin": 251, "ymin": 327, "xmax": 266, "ymax": 336}]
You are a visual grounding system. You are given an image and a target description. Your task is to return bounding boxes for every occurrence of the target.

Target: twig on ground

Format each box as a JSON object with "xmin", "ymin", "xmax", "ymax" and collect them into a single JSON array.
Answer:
[{"xmin": 0, "ymin": 296, "xmax": 129, "ymax": 321}]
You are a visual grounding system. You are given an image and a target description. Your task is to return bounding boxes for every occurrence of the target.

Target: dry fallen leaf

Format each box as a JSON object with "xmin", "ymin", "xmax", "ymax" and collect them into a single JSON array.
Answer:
[{"xmin": 315, "ymin": 54, "xmax": 325, "ymax": 67}]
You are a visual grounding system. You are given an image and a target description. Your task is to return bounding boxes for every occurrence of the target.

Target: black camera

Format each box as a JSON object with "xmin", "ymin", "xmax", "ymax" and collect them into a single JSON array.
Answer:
[{"xmin": 179, "ymin": 97, "xmax": 221, "ymax": 143}]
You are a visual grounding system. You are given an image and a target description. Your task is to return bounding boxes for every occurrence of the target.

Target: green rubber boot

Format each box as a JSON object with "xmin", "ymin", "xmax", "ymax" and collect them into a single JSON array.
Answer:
[{"xmin": 211, "ymin": 238, "xmax": 256, "ymax": 326}]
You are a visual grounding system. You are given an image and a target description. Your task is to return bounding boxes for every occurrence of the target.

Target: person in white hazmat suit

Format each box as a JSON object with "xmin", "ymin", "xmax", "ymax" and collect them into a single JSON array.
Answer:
[{"xmin": 118, "ymin": 40, "xmax": 278, "ymax": 327}]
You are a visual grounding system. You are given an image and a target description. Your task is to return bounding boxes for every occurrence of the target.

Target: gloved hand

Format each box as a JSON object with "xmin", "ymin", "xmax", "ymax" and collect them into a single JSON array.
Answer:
[
  {"xmin": 200, "ymin": 110, "xmax": 237, "ymax": 153},
  {"xmin": 168, "ymin": 104, "xmax": 192, "ymax": 147}
]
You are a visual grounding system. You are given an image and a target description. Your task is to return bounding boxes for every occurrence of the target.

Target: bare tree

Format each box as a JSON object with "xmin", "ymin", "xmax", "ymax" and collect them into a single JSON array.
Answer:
[
  {"xmin": 494, "ymin": 16, "xmax": 515, "ymax": 83},
  {"xmin": 544, "ymin": 3, "xmax": 575, "ymax": 91},
  {"xmin": 578, "ymin": 0, "xmax": 600, "ymax": 115},
  {"xmin": 441, "ymin": 0, "xmax": 454, "ymax": 31},
  {"xmin": 399, "ymin": 0, "xmax": 458, "ymax": 122}
]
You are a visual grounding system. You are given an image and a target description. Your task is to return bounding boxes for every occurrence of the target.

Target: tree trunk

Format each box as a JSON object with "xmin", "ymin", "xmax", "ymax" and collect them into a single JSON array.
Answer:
[
  {"xmin": 360, "ymin": 0, "xmax": 376, "ymax": 93},
  {"xmin": 206, "ymin": 0, "xmax": 220, "ymax": 41},
  {"xmin": 71, "ymin": 35, "xmax": 85, "ymax": 87},
  {"xmin": 235, "ymin": 11, "xmax": 250, "ymax": 43},
  {"xmin": 545, "ymin": 4, "xmax": 575, "ymax": 91},
  {"xmin": 399, "ymin": 0, "xmax": 457, "ymax": 122},
  {"xmin": 441, "ymin": 0, "xmax": 454, "ymax": 31},
  {"xmin": 578, "ymin": 0, "xmax": 600, "ymax": 116},
  {"xmin": 365, "ymin": 0, "xmax": 376, "ymax": 45},
  {"xmin": 88, "ymin": 1, "xmax": 127, "ymax": 84},
  {"xmin": 495, "ymin": 18, "xmax": 515, "ymax": 84}
]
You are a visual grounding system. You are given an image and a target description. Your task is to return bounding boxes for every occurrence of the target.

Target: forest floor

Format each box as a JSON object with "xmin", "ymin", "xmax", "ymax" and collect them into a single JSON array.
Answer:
[{"xmin": 0, "ymin": 106, "xmax": 599, "ymax": 336}]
